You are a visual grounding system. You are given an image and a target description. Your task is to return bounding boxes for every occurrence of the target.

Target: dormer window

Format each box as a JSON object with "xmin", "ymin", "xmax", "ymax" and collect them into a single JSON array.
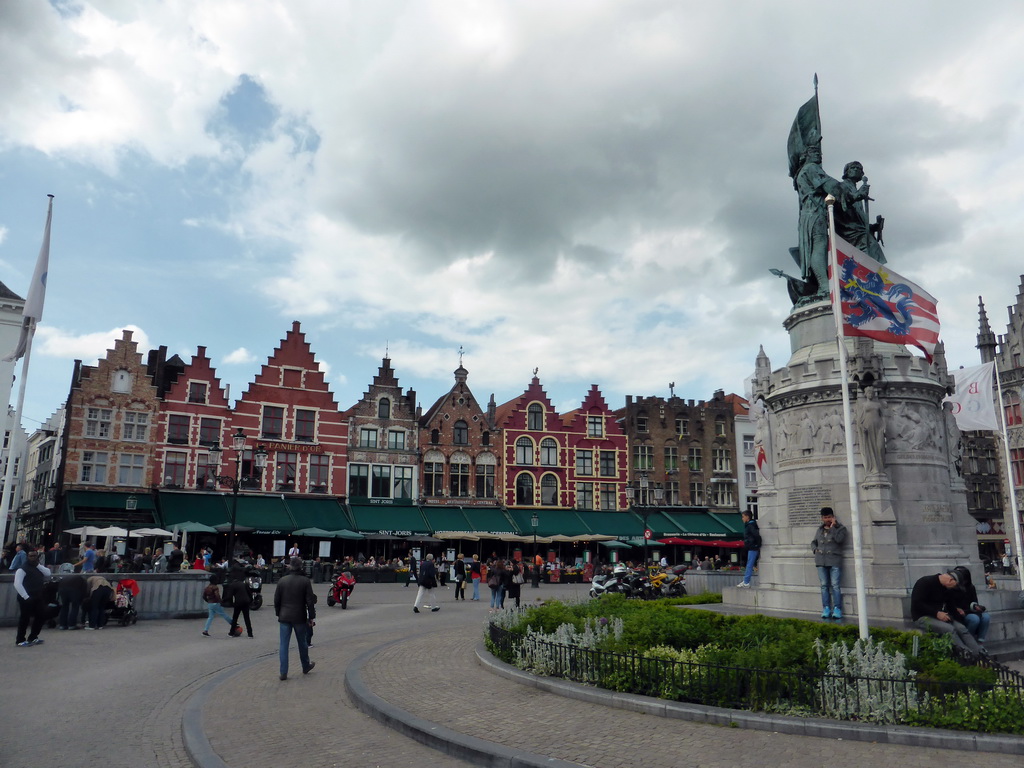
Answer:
[
  {"xmin": 378, "ymin": 398, "xmax": 391, "ymax": 419},
  {"xmin": 528, "ymin": 404, "xmax": 543, "ymax": 430}
]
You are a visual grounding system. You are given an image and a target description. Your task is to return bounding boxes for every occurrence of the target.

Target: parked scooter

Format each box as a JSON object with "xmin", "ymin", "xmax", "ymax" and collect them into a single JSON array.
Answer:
[
  {"xmin": 245, "ymin": 566, "xmax": 264, "ymax": 610},
  {"xmin": 327, "ymin": 569, "xmax": 356, "ymax": 609},
  {"xmin": 590, "ymin": 565, "xmax": 633, "ymax": 598}
]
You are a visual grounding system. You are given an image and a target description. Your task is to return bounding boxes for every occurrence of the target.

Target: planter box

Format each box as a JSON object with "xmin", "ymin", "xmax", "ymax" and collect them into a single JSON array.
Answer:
[{"xmin": 377, "ymin": 570, "xmax": 398, "ymax": 583}]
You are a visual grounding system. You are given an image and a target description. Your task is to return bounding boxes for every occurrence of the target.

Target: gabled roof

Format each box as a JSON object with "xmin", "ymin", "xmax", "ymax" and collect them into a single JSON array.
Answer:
[
  {"xmin": 494, "ymin": 375, "xmax": 558, "ymax": 428},
  {"xmin": 420, "ymin": 365, "xmax": 486, "ymax": 427},
  {"xmin": 0, "ymin": 280, "xmax": 23, "ymax": 302}
]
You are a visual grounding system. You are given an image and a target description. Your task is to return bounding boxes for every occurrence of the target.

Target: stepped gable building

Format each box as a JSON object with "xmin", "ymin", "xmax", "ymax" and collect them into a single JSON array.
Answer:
[
  {"xmin": 970, "ymin": 283, "xmax": 1024, "ymax": 561},
  {"xmin": 58, "ymin": 330, "xmax": 162, "ymax": 528},
  {"xmin": 344, "ymin": 356, "xmax": 419, "ymax": 503},
  {"xmin": 617, "ymin": 389, "xmax": 740, "ymax": 511},
  {"xmin": 560, "ymin": 385, "xmax": 628, "ymax": 512},
  {"xmin": 417, "ymin": 363, "xmax": 500, "ymax": 506},
  {"xmin": 495, "ymin": 373, "xmax": 571, "ymax": 509},
  {"xmin": 154, "ymin": 346, "xmax": 233, "ymax": 491},
  {"xmin": 231, "ymin": 321, "xmax": 348, "ymax": 497}
]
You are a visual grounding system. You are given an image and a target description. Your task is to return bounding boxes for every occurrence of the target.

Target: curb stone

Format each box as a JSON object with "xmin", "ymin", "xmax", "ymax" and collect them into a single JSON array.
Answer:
[{"xmin": 345, "ymin": 635, "xmax": 581, "ymax": 768}]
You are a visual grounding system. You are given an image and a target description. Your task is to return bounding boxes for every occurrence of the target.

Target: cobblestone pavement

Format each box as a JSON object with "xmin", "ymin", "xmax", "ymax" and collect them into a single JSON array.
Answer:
[
  {"xmin": 361, "ymin": 631, "xmax": 1023, "ymax": 768},
  {"xmin": 3, "ymin": 578, "xmax": 1020, "ymax": 768}
]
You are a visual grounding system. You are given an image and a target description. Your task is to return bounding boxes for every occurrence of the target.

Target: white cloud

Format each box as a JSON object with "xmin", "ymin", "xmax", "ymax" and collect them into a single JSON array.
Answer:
[
  {"xmin": 223, "ymin": 347, "xmax": 257, "ymax": 365},
  {"xmin": 5, "ymin": 1, "xmax": 1024, "ymax": 425},
  {"xmin": 36, "ymin": 325, "xmax": 151, "ymax": 363}
]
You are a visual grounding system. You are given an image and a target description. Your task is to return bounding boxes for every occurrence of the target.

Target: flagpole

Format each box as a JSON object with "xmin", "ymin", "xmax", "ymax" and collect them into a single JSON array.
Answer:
[
  {"xmin": 826, "ymin": 194, "xmax": 870, "ymax": 640},
  {"xmin": 0, "ymin": 195, "xmax": 54, "ymax": 544},
  {"xmin": 993, "ymin": 372, "xmax": 1024, "ymax": 591},
  {"xmin": 0, "ymin": 323, "xmax": 35, "ymax": 543}
]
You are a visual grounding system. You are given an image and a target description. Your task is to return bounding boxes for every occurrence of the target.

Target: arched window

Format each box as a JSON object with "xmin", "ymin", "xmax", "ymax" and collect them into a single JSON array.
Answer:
[
  {"xmin": 516, "ymin": 437, "xmax": 534, "ymax": 465},
  {"xmin": 378, "ymin": 398, "xmax": 391, "ymax": 419},
  {"xmin": 540, "ymin": 438, "xmax": 558, "ymax": 466},
  {"xmin": 528, "ymin": 403, "xmax": 544, "ymax": 430},
  {"xmin": 540, "ymin": 474, "xmax": 558, "ymax": 505},
  {"xmin": 481, "ymin": 431, "xmax": 490, "ymax": 446},
  {"xmin": 453, "ymin": 420, "xmax": 469, "ymax": 445},
  {"xmin": 516, "ymin": 474, "xmax": 534, "ymax": 505}
]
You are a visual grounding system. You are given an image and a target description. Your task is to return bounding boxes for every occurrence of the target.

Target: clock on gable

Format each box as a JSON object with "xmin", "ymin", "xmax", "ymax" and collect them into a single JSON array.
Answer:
[{"xmin": 112, "ymin": 368, "xmax": 133, "ymax": 394}]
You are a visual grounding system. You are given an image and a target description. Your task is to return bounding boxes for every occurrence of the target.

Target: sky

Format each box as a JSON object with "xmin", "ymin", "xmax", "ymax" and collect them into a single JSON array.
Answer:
[{"xmin": 2, "ymin": 1, "xmax": 1024, "ymax": 433}]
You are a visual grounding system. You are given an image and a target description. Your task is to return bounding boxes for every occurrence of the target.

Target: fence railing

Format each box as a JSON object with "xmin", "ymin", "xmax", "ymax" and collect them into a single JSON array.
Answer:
[{"xmin": 488, "ymin": 624, "xmax": 1024, "ymax": 726}]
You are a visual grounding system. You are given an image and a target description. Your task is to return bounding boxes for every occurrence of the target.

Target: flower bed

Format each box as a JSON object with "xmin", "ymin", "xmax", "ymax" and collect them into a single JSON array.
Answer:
[{"xmin": 485, "ymin": 595, "xmax": 1024, "ymax": 734}]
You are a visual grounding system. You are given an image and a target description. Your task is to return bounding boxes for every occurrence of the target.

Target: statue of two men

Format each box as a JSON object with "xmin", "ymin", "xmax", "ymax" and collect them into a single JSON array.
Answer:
[{"xmin": 775, "ymin": 144, "xmax": 886, "ymax": 304}]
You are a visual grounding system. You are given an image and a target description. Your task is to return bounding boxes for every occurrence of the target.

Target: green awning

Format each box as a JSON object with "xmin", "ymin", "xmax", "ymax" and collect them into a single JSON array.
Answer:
[
  {"xmin": 285, "ymin": 498, "xmax": 351, "ymax": 531},
  {"xmin": 576, "ymin": 511, "xmax": 644, "ymax": 537},
  {"xmin": 349, "ymin": 504, "xmax": 431, "ymax": 535},
  {"xmin": 506, "ymin": 508, "xmax": 591, "ymax": 537},
  {"xmin": 65, "ymin": 490, "xmax": 157, "ymax": 526},
  {"xmin": 462, "ymin": 507, "xmax": 517, "ymax": 535},
  {"xmin": 235, "ymin": 496, "xmax": 295, "ymax": 534},
  {"xmin": 659, "ymin": 510, "xmax": 737, "ymax": 538},
  {"xmin": 158, "ymin": 492, "xmax": 230, "ymax": 527},
  {"xmin": 421, "ymin": 506, "xmax": 472, "ymax": 533},
  {"xmin": 709, "ymin": 511, "xmax": 744, "ymax": 536}
]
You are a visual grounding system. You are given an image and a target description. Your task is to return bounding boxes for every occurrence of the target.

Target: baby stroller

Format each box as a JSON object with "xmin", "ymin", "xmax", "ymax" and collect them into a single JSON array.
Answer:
[{"xmin": 110, "ymin": 579, "xmax": 139, "ymax": 626}]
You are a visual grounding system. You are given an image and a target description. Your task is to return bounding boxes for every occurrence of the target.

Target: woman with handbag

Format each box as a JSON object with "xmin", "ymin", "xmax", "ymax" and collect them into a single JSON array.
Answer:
[
  {"xmin": 507, "ymin": 560, "xmax": 523, "ymax": 608},
  {"xmin": 487, "ymin": 560, "xmax": 505, "ymax": 611}
]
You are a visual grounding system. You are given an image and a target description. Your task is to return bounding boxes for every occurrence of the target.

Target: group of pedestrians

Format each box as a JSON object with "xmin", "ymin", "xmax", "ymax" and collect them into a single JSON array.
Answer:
[
  {"xmin": 201, "ymin": 565, "xmax": 255, "ymax": 638},
  {"xmin": 485, "ymin": 557, "xmax": 524, "ymax": 611}
]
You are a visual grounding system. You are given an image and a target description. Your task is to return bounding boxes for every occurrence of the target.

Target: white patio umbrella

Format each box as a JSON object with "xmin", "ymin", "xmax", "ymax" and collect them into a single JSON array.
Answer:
[{"xmin": 132, "ymin": 527, "xmax": 174, "ymax": 537}]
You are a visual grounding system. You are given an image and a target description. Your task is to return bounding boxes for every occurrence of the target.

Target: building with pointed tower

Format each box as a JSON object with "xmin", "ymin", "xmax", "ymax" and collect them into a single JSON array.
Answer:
[
  {"xmin": 973, "ymin": 283, "xmax": 1024, "ymax": 564},
  {"xmin": 414, "ymin": 360, "xmax": 510, "ymax": 538},
  {"xmin": 344, "ymin": 356, "xmax": 427, "ymax": 536},
  {"xmin": 965, "ymin": 297, "xmax": 1008, "ymax": 561}
]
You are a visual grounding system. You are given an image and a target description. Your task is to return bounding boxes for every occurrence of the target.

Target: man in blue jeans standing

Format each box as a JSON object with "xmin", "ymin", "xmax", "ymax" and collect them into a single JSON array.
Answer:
[
  {"xmin": 274, "ymin": 557, "xmax": 316, "ymax": 681},
  {"xmin": 736, "ymin": 511, "xmax": 761, "ymax": 587},
  {"xmin": 811, "ymin": 506, "xmax": 848, "ymax": 619}
]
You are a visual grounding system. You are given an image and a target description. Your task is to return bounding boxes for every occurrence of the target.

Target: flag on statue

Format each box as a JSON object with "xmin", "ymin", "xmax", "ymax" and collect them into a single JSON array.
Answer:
[
  {"xmin": 4, "ymin": 196, "xmax": 53, "ymax": 362},
  {"xmin": 829, "ymin": 235, "xmax": 940, "ymax": 362},
  {"xmin": 944, "ymin": 362, "xmax": 999, "ymax": 431}
]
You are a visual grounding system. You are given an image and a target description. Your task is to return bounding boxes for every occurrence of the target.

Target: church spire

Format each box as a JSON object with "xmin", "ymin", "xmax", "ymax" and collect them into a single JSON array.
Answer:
[{"xmin": 977, "ymin": 296, "xmax": 997, "ymax": 364}]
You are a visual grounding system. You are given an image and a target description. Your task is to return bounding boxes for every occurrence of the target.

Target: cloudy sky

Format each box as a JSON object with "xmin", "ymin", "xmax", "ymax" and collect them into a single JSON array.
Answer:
[{"xmin": 2, "ymin": 1, "xmax": 1023, "ymax": 431}]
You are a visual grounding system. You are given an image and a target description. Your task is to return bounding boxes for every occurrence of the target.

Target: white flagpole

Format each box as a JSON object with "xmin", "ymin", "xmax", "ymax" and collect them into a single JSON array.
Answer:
[
  {"xmin": 993, "ymin": 372, "xmax": 1024, "ymax": 591},
  {"xmin": 0, "ymin": 195, "xmax": 53, "ymax": 544},
  {"xmin": 826, "ymin": 194, "xmax": 870, "ymax": 640}
]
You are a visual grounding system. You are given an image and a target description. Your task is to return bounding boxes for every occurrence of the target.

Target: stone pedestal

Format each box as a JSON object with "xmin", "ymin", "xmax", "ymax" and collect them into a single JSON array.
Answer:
[{"xmin": 730, "ymin": 299, "xmax": 994, "ymax": 627}]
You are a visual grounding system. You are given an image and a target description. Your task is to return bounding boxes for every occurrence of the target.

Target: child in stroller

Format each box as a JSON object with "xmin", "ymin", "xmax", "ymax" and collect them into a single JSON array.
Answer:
[{"xmin": 109, "ymin": 578, "xmax": 139, "ymax": 626}]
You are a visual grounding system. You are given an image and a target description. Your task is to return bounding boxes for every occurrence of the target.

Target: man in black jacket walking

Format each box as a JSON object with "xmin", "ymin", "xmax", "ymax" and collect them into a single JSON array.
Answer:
[{"xmin": 274, "ymin": 557, "xmax": 316, "ymax": 680}]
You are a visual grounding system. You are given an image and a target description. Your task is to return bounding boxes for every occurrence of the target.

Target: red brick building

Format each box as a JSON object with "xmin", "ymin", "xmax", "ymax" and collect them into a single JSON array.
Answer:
[
  {"xmin": 231, "ymin": 322, "xmax": 348, "ymax": 496},
  {"xmin": 153, "ymin": 346, "xmax": 233, "ymax": 490}
]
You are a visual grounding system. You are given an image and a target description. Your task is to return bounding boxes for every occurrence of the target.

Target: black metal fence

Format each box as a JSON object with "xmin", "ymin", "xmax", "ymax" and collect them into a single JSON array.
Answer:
[{"xmin": 488, "ymin": 624, "xmax": 1024, "ymax": 727}]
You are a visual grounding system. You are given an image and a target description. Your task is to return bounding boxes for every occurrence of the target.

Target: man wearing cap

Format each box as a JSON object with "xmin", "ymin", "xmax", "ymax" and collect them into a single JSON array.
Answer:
[
  {"xmin": 910, "ymin": 570, "xmax": 982, "ymax": 655},
  {"xmin": 811, "ymin": 507, "xmax": 848, "ymax": 619},
  {"xmin": 274, "ymin": 556, "xmax": 316, "ymax": 680}
]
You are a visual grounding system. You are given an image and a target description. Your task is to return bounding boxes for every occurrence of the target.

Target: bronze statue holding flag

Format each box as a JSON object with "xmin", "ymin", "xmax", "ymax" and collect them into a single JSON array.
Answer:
[{"xmin": 773, "ymin": 80, "xmax": 885, "ymax": 304}]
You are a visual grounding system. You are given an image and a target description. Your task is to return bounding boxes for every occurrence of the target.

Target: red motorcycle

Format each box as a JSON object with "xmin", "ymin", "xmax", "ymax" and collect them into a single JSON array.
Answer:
[{"xmin": 326, "ymin": 570, "xmax": 356, "ymax": 609}]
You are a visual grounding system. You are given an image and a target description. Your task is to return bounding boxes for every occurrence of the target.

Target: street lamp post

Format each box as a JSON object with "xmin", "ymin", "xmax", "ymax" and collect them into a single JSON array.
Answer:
[
  {"xmin": 628, "ymin": 471, "xmax": 664, "ymax": 571},
  {"xmin": 208, "ymin": 429, "xmax": 267, "ymax": 565},
  {"xmin": 125, "ymin": 494, "xmax": 137, "ymax": 567}
]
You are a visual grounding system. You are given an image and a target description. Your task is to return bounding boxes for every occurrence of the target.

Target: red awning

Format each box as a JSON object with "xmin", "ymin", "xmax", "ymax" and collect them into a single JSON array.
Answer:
[{"xmin": 658, "ymin": 537, "xmax": 743, "ymax": 549}]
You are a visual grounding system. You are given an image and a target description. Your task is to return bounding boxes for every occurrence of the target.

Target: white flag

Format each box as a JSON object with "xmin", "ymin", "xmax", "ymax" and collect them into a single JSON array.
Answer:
[
  {"xmin": 944, "ymin": 362, "xmax": 998, "ymax": 431},
  {"xmin": 4, "ymin": 196, "xmax": 52, "ymax": 362}
]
